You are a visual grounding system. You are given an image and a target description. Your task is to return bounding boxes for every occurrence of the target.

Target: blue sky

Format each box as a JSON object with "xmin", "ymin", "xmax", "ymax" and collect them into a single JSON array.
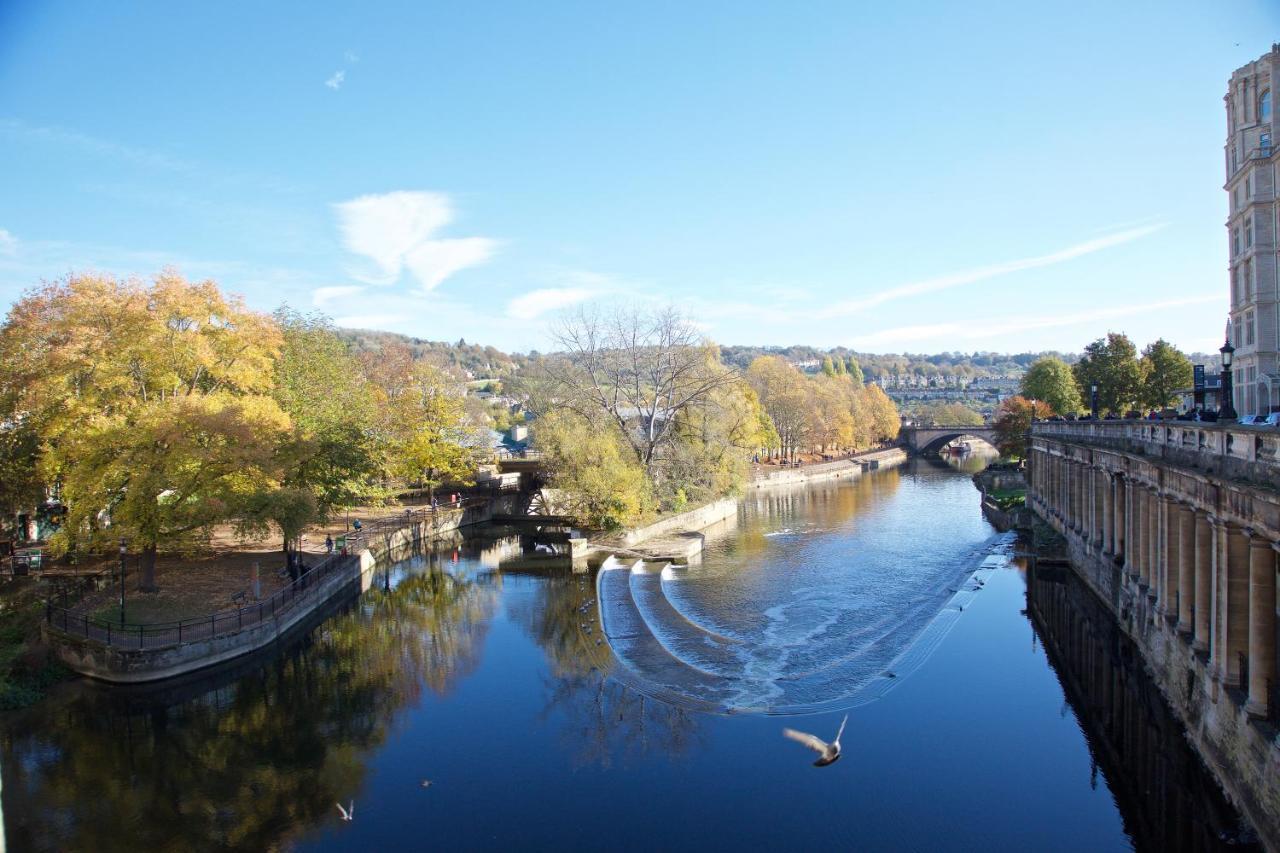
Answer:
[{"xmin": 1, "ymin": 1, "xmax": 1276, "ymax": 354}]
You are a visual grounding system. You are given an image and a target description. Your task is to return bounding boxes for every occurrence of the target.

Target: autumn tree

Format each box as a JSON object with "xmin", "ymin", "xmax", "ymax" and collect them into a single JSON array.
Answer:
[
  {"xmin": 531, "ymin": 410, "xmax": 651, "ymax": 529},
  {"xmin": 368, "ymin": 346, "xmax": 479, "ymax": 498},
  {"xmin": 0, "ymin": 272, "xmax": 286, "ymax": 589},
  {"xmin": 1021, "ymin": 356, "xmax": 1083, "ymax": 415},
  {"xmin": 746, "ymin": 356, "xmax": 811, "ymax": 461},
  {"xmin": 1139, "ymin": 338, "xmax": 1193, "ymax": 411},
  {"xmin": 532, "ymin": 305, "xmax": 737, "ymax": 476},
  {"xmin": 1072, "ymin": 333, "xmax": 1143, "ymax": 416},
  {"xmin": 993, "ymin": 396, "xmax": 1053, "ymax": 459}
]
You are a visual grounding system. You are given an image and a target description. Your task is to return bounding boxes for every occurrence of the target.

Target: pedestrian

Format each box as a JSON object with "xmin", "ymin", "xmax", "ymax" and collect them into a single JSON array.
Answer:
[
  {"xmin": 325, "ymin": 535, "xmax": 334, "ymax": 554},
  {"xmin": 431, "ymin": 496, "xmax": 438, "ymax": 512},
  {"xmin": 352, "ymin": 518, "xmax": 363, "ymax": 532}
]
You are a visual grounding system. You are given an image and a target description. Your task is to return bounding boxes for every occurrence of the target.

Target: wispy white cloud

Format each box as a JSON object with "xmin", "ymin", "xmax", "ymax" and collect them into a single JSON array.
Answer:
[
  {"xmin": 0, "ymin": 118, "xmax": 195, "ymax": 172},
  {"xmin": 344, "ymin": 50, "xmax": 360, "ymax": 64},
  {"xmin": 0, "ymin": 229, "xmax": 16, "ymax": 256},
  {"xmin": 506, "ymin": 287, "xmax": 599, "ymax": 320},
  {"xmin": 312, "ymin": 285, "xmax": 366, "ymax": 306},
  {"xmin": 332, "ymin": 191, "xmax": 497, "ymax": 292},
  {"xmin": 845, "ymin": 294, "xmax": 1219, "ymax": 349},
  {"xmin": 829, "ymin": 224, "xmax": 1166, "ymax": 317},
  {"xmin": 324, "ymin": 70, "xmax": 346, "ymax": 90}
]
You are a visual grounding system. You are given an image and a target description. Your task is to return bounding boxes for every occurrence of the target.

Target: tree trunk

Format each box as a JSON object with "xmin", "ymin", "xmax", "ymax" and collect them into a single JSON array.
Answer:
[{"xmin": 139, "ymin": 543, "xmax": 159, "ymax": 593}]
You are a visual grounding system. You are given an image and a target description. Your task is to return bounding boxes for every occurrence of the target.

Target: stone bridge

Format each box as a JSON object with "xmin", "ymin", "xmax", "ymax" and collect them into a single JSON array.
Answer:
[{"xmin": 900, "ymin": 424, "xmax": 998, "ymax": 454}]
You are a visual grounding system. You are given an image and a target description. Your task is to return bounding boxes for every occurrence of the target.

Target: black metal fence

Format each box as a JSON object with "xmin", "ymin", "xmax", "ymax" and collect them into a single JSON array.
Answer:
[{"xmin": 45, "ymin": 501, "xmax": 486, "ymax": 651}]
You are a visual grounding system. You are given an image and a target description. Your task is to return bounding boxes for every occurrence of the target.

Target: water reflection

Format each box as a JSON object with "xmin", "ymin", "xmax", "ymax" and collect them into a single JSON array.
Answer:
[
  {"xmin": 0, "ymin": 555, "xmax": 497, "ymax": 853},
  {"xmin": 1027, "ymin": 562, "xmax": 1258, "ymax": 851}
]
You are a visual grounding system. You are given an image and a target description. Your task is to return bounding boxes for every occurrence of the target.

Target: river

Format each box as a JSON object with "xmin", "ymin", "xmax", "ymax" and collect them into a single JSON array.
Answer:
[{"xmin": 0, "ymin": 460, "xmax": 1255, "ymax": 851}]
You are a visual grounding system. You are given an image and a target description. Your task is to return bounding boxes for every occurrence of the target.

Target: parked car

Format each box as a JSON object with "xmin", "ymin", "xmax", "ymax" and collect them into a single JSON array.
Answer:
[
  {"xmin": 1237, "ymin": 415, "xmax": 1261, "ymax": 425},
  {"xmin": 1265, "ymin": 412, "xmax": 1280, "ymax": 427}
]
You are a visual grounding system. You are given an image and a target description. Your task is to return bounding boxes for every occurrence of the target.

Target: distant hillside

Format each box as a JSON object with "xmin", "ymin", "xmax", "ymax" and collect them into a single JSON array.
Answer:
[
  {"xmin": 336, "ymin": 329, "xmax": 527, "ymax": 378},
  {"xmin": 718, "ymin": 346, "xmax": 1069, "ymax": 381}
]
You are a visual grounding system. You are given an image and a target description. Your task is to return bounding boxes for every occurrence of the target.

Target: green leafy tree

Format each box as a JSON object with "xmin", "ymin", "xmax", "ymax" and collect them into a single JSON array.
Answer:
[
  {"xmin": 1139, "ymin": 338, "xmax": 1193, "ymax": 411},
  {"xmin": 532, "ymin": 411, "xmax": 652, "ymax": 529},
  {"xmin": 993, "ymin": 396, "xmax": 1053, "ymax": 459},
  {"xmin": 821, "ymin": 356, "xmax": 836, "ymax": 377},
  {"xmin": 847, "ymin": 357, "xmax": 865, "ymax": 385},
  {"xmin": 1072, "ymin": 333, "xmax": 1143, "ymax": 415},
  {"xmin": 1021, "ymin": 356, "xmax": 1083, "ymax": 415}
]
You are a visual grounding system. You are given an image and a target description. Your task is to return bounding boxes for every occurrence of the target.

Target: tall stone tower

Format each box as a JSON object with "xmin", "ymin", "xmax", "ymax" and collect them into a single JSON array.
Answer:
[{"xmin": 1225, "ymin": 45, "xmax": 1279, "ymax": 416}]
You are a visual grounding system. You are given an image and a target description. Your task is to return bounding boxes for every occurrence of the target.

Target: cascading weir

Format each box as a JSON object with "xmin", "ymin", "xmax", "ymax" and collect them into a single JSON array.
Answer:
[{"xmin": 596, "ymin": 536, "xmax": 1015, "ymax": 715}]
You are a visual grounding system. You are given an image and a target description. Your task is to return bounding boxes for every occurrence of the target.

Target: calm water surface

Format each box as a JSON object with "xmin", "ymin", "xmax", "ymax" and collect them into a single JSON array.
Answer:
[{"xmin": 0, "ymin": 460, "xmax": 1253, "ymax": 851}]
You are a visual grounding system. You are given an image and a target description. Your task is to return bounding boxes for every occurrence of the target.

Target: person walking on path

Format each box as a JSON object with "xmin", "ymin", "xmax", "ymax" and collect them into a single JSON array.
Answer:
[{"xmin": 325, "ymin": 535, "xmax": 334, "ymax": 554}]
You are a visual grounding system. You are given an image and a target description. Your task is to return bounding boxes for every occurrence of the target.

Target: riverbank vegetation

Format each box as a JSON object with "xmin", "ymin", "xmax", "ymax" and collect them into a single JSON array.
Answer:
[
  {"xmin": 0, "ymin": 272, "xmax": 488, "ymax": 586},
  {"xmin": 516, "ymin": 306, "xmax": 900, "ymax": 529}
]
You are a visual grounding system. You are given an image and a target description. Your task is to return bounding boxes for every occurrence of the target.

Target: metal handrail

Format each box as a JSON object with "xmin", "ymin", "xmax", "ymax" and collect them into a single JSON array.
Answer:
[{"xmin": 45, "ymin": 499, "xmax": 487, "ymax": 650}]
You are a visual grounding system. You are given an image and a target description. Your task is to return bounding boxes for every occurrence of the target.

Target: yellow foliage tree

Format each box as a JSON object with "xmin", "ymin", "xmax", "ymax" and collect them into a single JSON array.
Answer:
[{"xmin": 0, "ymin": 272, "xmax": 288, "ymax": 589}]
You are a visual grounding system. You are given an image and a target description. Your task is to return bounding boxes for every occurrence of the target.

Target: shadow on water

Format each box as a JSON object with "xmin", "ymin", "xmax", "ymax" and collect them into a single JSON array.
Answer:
[
  {"xmin": 0, "ymin": 552, "xmax": 498, "ymax": 853},
  {"xmin": 1027, "ymin": 560, "xmax": 1258, "ymax": 851}
]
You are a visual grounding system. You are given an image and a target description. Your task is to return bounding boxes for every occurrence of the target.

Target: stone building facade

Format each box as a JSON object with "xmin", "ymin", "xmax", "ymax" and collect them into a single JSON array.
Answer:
[{"xmin": 1226, "ymin": 45, "xmax": 1280, "ymax": 416}]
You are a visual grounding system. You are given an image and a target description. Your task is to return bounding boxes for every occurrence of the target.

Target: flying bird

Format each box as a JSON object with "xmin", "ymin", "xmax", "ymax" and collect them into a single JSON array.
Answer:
[
  {"xmin": 336, "ymin": 801, "xmax": 355, "ymax": 821},
  {"xmin": 783, "ymin": 714, "xmax": 848, "ymax": 767}
]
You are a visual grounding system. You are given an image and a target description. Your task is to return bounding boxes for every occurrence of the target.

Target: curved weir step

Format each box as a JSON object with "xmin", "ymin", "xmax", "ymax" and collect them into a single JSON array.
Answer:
[
  {"xmin": 628, "ymin": 564, "xmax": 744, "ymax": 677},
  {"xmin": 657, "ymin": 565, "xmax": 748, "ymax": 644},
  {"xmin": 596, "ymin": 561, "xmax": 741, "ymax": 710}
]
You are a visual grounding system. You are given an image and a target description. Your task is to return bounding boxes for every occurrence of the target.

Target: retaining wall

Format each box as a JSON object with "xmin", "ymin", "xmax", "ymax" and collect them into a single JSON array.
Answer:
[
  {"xmin": 47, "ymin": 495, "xmax": 515, "ymax": 684},
  {"xmin": 1036, "ymin": 506, "xmax": 1280, "ymax": 851}
]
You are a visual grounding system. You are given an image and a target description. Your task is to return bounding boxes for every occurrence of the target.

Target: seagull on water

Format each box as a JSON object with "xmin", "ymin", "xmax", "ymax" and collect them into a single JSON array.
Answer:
[
  {"xmin": 783, "ymin": 715, "xmax": 848, "ymax": 767},
  {"xmin": 336, "ymin": 801, "xmax": 355, "ymax": 821}
]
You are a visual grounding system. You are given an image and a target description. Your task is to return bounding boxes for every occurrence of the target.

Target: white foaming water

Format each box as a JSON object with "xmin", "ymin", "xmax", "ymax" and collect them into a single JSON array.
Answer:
[{"xmin": 598, "ymin": 464, "xmax": 1008, "ymax": 714}]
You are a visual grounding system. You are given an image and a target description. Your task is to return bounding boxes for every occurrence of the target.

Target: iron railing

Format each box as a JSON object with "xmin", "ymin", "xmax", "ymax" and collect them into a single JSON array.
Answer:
[{"xmin": 45, "ymin": 500, "xmax": 487, "ymax": 651}]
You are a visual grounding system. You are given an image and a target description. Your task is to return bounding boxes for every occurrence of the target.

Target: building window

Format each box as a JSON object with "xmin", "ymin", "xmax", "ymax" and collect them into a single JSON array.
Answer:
[
  {"xmin": 1264, "ymin": 131, "xmax": 1273, "ymax": 155},
  {"xmin": 1262, "ymin": 90, "xmax": 1272, "ymax": 123},
  {"xmin": 1246, "ymin": 216, "xmax": 1254, "ymax": 246},
  {"xmin": 1232, "ymin": 268, "xmax": 1239, "ymax": 305},
  {"xmin": 1232, "ymin": 228, "xmax": 1240, "ymax": 257},
  {"xmin": 1247, "ymin": 310, "xmax": 1256, "ymax": 346},
  {"xmin": 1246, "ymin": 173, "xmax": 1252, "ymax": 198}
]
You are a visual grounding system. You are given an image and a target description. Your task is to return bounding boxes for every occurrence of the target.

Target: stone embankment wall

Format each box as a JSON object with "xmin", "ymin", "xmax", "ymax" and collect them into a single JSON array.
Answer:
[
  {"xmin": 601, "ymin": 448, "xmax": 909, "ymax": 562},
  {"xmin": 1027, "ymin": 423, "xmax": 1280, "ymax": 850},
  {"xmin": 48, "ymin": 495, "xmax": 516, "ymax": 684}
]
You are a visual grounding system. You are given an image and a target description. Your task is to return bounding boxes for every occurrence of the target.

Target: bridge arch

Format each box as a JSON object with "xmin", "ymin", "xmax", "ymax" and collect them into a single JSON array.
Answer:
[{"xmin": 916, "ymin": 432, "xmax": 999, "ymax": 456}]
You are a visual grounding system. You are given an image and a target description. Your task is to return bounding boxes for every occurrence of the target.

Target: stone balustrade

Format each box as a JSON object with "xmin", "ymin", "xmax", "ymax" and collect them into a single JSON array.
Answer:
[{"xmin": 1027, "ymin": 420, "xmax": 1280, "ymax": 844}]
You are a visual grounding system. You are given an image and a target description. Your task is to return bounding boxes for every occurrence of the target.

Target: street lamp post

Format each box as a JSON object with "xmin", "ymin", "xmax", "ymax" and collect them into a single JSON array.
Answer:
[
  {"xmin": 1220, "ymin": 321, "xmax": 1237, "ymax": 421},
  {"xmin": 1090, "ymin": 383, "xmax": 1099, "ymax": 419},
  {"xmin": 118, "ymin": 537, "xmax": 127, "ymax": 626}
]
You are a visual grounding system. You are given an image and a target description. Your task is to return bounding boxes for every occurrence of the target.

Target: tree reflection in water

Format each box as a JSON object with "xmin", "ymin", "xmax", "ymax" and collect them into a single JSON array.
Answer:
[
  {"xmin": 0, "ymin": 555, "xmax": 497, "ymax": 853},
  {"xmin": 504, "ymin": 564, "xmax": 706, "ymax": 769}
]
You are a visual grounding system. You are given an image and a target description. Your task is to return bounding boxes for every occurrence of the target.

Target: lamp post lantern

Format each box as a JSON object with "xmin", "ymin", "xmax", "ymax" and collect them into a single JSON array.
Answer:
[
  {"xmin": 118, "ymin": 537, "xmax": 127, "ymax": 626},
  {"xmin": 1220, "ymin": 320, "xmax": 1237, "ymax": 421},
  {"xmin": 1090, "ymin": 382, "xmax": 1099, "ymax": 419}
]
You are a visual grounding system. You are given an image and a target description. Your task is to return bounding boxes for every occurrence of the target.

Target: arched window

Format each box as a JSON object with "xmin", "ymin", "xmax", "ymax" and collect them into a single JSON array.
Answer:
[{"xmin": 1261, "ymin": 89, "xmax": 1272, "ymax": 122}]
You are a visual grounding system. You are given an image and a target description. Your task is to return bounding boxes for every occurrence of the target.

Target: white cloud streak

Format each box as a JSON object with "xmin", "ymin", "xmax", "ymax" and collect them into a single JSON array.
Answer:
[
  {"xmin": 332, "ymin": 191, "xmax": 497, "ymax": 292},
  {"xmin": 0, "ymin": 229, "xmax": 16, "ymax": 256},
  {"xmin": 829, "ymin": 224, "xmax": 1166, "ymax": 317},
  {"xmin": 506, "ymin": 287, "xmax": 599, "ymax": 320},
  {"xmin": 845, "ymin": 294, "xmax": 1219, "ymax": 349},
  {"xmin": 325, "ymin": 70, "xmax": 346, "ymax": 90}
]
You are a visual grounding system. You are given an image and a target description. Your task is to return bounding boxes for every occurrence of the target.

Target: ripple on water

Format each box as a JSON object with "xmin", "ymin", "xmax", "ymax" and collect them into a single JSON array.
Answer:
[{"xmin": 599, "ymin": 471, "xmax": 1009, "ymax": 714}]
